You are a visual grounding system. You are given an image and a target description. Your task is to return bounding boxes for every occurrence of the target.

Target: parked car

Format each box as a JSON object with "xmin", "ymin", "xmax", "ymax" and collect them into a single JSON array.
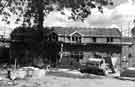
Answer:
[
  {"xmin": 120, "ymin": 67, "xmax": 135, "ymax": 77},
  {"xmin": 79, "ymin": 58, "xmax": 106, "ymax": 76}
]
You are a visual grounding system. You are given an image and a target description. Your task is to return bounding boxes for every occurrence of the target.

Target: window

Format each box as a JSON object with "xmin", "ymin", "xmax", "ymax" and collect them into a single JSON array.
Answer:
[
  {"xmin": 72, "ymin": 36, "xmax": 81, "ymax": 43},
  {"xmin": 128, "ymin": 53, "xmax": 132, "ymax": 58},
  {"xmin": 67, "ymin": 36, "xmax": 71, "ymax": 40},
  {"xmin": 107, "ymin": 37, "xmax": 113, "ymax": 42},
  {"xmin": 49, "ymin": 32, "xmax": 58, "ymax": 41},
  {"xmin": 72, "ymin": 36, "xmax": 76, "ymax": 41},
  {"xmin": 71, "ymin": 32, "xmax": 82, "ymax": 43},
  {"xmin": 71, "ymin": 51, "xmax": 83, "ymax": 62},
  {"xmin": 93, "ymin": 37, "xmax": 96, "ymax": 42}
]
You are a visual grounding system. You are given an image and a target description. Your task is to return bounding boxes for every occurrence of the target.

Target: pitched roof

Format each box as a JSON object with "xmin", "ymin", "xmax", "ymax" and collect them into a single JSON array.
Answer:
[{"xmin": 51, "ymin": 27, "xmax": 121, "ymax": 37}]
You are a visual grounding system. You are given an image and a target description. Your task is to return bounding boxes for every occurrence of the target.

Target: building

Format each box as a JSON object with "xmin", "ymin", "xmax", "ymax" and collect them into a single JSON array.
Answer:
[
  {"xmin": 50, "ymin": 27, "xmax": 132, "ymax": 68},
  {"xmin": 2, "ymin": 26, "xmax": 133, "ymax": 68},
  {"xmin": 121, "ymin": 37, "xmax": 134, "ymax": 67},
  {"xmin": 129, "ymin": 26, "xmax": 135, "ymax": 67}
]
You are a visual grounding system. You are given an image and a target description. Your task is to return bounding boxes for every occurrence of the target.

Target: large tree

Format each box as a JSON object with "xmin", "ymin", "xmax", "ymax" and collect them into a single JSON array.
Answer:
[
  {"xmin": 1, "ymin": 0, "xmax": 113, "ymax": 66},
  {"xmin": 0, "ymin": 0, "xmax": 113, "ymax": 29}
]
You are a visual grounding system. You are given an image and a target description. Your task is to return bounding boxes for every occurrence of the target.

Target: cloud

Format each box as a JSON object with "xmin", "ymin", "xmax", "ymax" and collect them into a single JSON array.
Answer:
[
  {"xmin": 44, "ymin": 0, "xmax": 135, "ymax": 26},
  {"xmin": 44, "ymin": 0, "xmax": 135, "ymax": 36},
  {"xmin": 44, "ymin": 9, "xmax": 90, "ymax": 28},
  {"xmin": 1, "ymin": 0, "xmax": 135, "ymax": 37},
  {"xmin": 88, "ymin": 2, "xmax": 135, "ymax": 24},
  {"xmin": 86, "ymin": 0, "xmax": 135, "ymax": 36},
  {"xmin": 44, "ymin": 11, "xmax": 68, "ymax": 27}
]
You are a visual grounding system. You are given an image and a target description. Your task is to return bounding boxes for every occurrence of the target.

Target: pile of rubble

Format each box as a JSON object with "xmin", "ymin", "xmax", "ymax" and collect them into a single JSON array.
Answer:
[{"xmin": 8, "ymin": 67, "xmax": 47, "ymax": 80}]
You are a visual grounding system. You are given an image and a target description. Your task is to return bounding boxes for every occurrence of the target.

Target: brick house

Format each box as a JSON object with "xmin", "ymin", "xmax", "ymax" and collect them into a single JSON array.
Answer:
[{"xmin": 49, "ymin": 27, "xmax": 132, "ymax": 68}]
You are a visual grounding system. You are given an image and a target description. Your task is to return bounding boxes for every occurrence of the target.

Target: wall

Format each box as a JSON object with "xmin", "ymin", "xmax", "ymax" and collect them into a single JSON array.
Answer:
[
  {"xmin": 58, "ymin": 36, "xmax": 70, "ymax": 42},
  {"xmin": 96, "ymin": 38, "xmax": 107, "ymax": 43},
  {"xmin": 58, "ymin": 36, "xmax": 64, "ymax": 42},
  {"xmin": 60, "ymin": 43, "xmax": 121, "ymax": 66},
  {"xmin": 82, "ymin": 37, "xmax": 93, "ymax": 43},
  {"xmin": 58, "ymin": 35, "xmax": 123, "ymax": 68},
  {"xmin": 113, "ymin": 38, "xmax": 120, "ymax": 42},
  {"xmin": 127, "ymin": 44, "xmax": 135, "ymax": 67},
  {"xmin": 59, "ymin": 36, "xmax": 121, "ymax": 44}
]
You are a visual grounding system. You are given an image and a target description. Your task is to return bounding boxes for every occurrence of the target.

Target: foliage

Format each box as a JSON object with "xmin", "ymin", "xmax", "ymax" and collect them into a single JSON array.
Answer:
[
  {"xmin": 5, "ymin": 0, "xmax": 113, "ymax": 66},
  {"xmin": 10, "ymin": 27, "xmax": 60, "ymax": 66},
  {"xmin": 0, "ymin": 0, "xmax": 113, "ymax": 27}
]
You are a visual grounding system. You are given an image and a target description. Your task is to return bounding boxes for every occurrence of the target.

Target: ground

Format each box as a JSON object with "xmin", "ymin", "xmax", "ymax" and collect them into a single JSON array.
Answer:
[{"xmin": 0, "ymin": 70, "xmax": 135, "ymax": 87}]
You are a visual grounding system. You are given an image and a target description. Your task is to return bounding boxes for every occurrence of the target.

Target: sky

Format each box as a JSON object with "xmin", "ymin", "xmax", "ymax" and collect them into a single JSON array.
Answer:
[
  {"xmin": 1, "ymin": 0, "xmax": 135, "ymax": 37},
  {"xmin": 44, "ymin": 0, "xmax": 135, "ymax": 37}
]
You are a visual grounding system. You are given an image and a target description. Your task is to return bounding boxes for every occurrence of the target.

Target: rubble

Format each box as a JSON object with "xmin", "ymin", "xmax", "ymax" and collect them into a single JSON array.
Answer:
[
  {"xmin": 9, "ymin": 66, "xmax": 47, "ymax": 80},
  {"xmin": 32, "ymin": 69, "xmax": 46, "ymax": 79},
  {"xmin": 9, "ymin": 70, "xmax": 27, "ymax": 80}
]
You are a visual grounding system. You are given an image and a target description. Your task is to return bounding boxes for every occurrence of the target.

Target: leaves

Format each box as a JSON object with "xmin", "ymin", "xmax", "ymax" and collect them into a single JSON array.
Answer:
[
  {"xmin": 65, "ymin": 0, "xmax": 113, "ymax": 21},
  {"xmin": 0, "ymin": 0, "xmax": 113, "ymax": 27}
]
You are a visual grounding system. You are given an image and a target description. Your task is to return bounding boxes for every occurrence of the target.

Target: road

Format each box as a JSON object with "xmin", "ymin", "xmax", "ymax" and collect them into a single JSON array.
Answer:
[{"xmin": 0, "ymin": 75, "xmax": 134, "ymax": 87}]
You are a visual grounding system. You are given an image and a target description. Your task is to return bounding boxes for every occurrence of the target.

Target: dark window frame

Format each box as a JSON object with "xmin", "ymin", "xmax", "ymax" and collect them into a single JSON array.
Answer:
[
  {"xmin": 93, "ymin": 37, "xmax": 96, "ymax": 42},
  {"xmin": 107, "ymin": 37, "xmax": 113, "ymax": 42},
  {"xmin": 71, "ymin": 33, "xmax": 82, "ymax": 43}
]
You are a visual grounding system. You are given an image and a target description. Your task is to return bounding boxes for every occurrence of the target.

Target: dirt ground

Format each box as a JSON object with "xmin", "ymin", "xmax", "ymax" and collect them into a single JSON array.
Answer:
[{"xmin": 0, "ymin": 72, "xmax": 134, "ymax": 87}]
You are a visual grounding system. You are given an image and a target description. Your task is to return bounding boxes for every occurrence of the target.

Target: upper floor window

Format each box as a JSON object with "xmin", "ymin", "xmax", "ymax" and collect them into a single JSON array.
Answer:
[
  {"xmin": 67, "ymin": 36, "xmax": 71, "ymax": 40},
  {"xmin": 107, "ymin": 37, "xmax": 113, "ymax": 42},
  {"xmin": 71, "ymin": 32, "xmax": 82, "ymax": 43},
  {"xmin": 93, "ymin": 37, "xmax": 96, "ymax": 42},
  {"xmin": 49, "ymin": 32, "xmax": 58, "ymax": 41}
]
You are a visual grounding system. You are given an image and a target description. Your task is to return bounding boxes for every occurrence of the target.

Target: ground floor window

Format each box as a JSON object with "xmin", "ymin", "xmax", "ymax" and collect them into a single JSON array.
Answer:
[{"xmin": 71, "ymin": 51, "xmax": 83, "ymax": 62}]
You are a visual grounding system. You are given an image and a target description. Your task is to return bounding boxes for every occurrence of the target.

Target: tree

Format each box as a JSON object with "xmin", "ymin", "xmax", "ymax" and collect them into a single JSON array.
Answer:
[
  {"xmin": 0, "ymin": 0, "xmax": 113, "ymax": 29},
  {"xmin": 1, "ymin": 0, "xmax": 113, "ymax": 66},
  {"xmin": 10, "ymin": 27, "xmax": 60, "ymax": 66}
]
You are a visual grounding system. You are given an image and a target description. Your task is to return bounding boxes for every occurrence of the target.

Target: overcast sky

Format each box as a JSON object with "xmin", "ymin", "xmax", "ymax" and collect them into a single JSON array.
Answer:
[
  {"xmin": 1, "ymin": 0, "xmax": 135, "ymax": 37},
  {"xmin": 44, "ymin": 0, "xmax": 135, "ymax": 36}
]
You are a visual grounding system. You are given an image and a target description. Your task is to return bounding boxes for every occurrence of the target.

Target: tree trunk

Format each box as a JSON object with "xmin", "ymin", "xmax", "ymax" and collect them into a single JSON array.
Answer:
[{"xmin": 35, "ymin": 0, "xmax": 44, "ymax": 30}]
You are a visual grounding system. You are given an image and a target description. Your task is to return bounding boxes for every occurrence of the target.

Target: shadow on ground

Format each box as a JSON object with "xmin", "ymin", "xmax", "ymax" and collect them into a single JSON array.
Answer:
[{"xmin": 46, "ymin": 71, "xmax": 105, "ymax": 79}]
